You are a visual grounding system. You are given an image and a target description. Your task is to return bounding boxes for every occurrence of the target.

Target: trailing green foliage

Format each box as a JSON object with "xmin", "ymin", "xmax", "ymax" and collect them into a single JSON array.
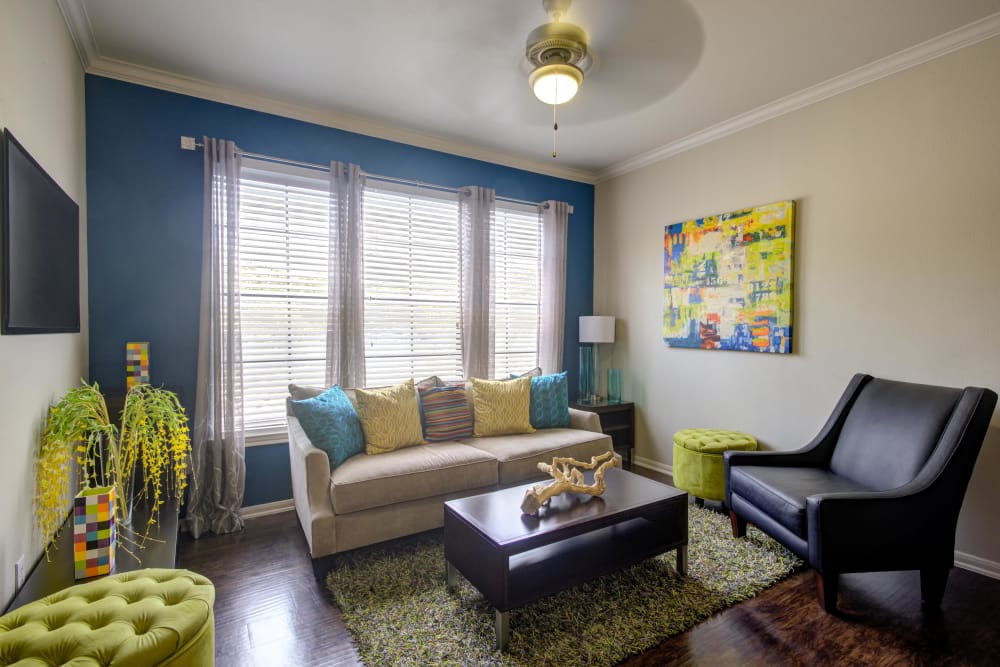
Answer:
[{"xmin": 35, "ymin": 381, "xmax": 191, "ymax": 557}]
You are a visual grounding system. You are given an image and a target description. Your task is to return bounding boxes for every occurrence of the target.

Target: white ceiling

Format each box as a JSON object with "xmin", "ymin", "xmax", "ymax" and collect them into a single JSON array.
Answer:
[{"xmin": 59, "ymin": 0, "xmax": 1000, "ymax": 182}]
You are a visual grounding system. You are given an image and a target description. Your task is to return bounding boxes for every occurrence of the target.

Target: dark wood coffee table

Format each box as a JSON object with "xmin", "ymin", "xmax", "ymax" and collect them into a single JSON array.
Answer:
[{"xmin": 443, "ymin": 467, "xmax": 688, "ymax": 651}]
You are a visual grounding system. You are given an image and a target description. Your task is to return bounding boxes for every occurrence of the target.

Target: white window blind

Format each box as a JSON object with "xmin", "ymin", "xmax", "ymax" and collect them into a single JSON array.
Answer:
[
  {"xmin": 235, "ymin": 159, "xmax": 546, "ymax": 438},
  {"xmin": 238, "ymin": 161, "xmax": 329, "ymax": 435},
  {"xmin": 362, "ymin": 183, "xmax": 464, "ymax": 385},
  {"xmin": 494, "ymin": 202, "xmax": 541, "ymax": 377}
]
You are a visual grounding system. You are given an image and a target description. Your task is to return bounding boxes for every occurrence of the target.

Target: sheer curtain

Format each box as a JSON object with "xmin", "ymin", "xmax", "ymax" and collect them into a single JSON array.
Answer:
[
  {"xmin": 325, "ymin": 161, "xmax": 366, "ymax": 388},
  {"xmin": 459, "ymin": 186, "xmax": 496, "ymax": 379},
  {"xmin": 189, "ymin": 137, "xmax": 246, "ymax": 538},
  {"xmin": 538, "ymin": 200, "xmax": 569, "ymax": 374}
]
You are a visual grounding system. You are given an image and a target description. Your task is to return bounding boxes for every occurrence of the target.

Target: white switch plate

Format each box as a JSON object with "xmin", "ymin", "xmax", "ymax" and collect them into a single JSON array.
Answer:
[{"xmin": 14, "ymin": 555, "xmax": 25, "ymax": 592}]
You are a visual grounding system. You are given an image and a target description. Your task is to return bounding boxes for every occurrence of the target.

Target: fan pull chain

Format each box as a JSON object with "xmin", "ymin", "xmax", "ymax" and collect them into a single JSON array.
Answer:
[{"xmin": 552, "ymin": 104, "xmax": 558, "ymax": 158}]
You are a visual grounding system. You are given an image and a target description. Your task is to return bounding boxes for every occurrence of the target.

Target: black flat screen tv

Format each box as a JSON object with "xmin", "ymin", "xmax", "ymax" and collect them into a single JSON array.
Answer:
[{"xmin": 1, "ymin": 128, "xmax": 80, "ymax": 334}]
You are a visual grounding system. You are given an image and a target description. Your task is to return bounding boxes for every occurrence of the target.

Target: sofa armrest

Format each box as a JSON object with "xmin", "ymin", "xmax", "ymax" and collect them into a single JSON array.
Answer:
[
  {"xmin": 569, "ymin": 407, "xmax": 603, "ymax": 433},
  {"xmin": 287, "ymin": 415, "xmax": 334, "ymax": 555}
]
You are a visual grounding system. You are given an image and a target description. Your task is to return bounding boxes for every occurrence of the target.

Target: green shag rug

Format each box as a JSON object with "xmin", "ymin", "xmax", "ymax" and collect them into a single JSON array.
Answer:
[{"xmin": 326, "ymin": 505, "xmax": 801, "ymax": 666}]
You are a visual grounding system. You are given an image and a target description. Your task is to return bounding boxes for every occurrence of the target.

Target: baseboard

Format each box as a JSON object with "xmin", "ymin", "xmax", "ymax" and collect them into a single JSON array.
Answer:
[
  {"xmin": 240, "ymin": 499, "xmax": 295, "ymax": 519},
  {"xmin": 954, "ymin": 550, "xmax": 1000, "ymax": 580},
  {"xmin": 633, "ymin": 455, "xmax": 672, "ymax": 478}
]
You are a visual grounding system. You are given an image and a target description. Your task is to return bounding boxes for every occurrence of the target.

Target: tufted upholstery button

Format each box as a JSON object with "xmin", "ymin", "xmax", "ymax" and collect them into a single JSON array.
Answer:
[{"xmin": 0, "ymin": 568, "xmax": 215, "ymax": 667}]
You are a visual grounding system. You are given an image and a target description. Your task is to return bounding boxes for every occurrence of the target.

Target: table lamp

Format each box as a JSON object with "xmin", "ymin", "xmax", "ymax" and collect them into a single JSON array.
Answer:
[{"xmin": 579, "ymin": 315, "xmax": 615, "ymax": 403}]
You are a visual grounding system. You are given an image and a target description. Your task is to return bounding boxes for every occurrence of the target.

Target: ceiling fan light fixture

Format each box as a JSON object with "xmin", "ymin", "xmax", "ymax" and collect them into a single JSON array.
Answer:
[{"xmin": 530, "ymin": 62, "xmax": 583, "ymax": 105}]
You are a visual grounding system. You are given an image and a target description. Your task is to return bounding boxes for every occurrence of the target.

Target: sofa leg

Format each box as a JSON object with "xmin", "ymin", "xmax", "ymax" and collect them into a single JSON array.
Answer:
[
  {"xmin": 311, "ymin": 554, "xmax": 337, "ymax": 581},
  {"xmin": 920, "ymin": 567, "xmax": 950, "ymax": 607},
  {"xmin": 815, "ymin": 570, "xmax": 839, "ymax": 613},
  {"xmin": 729, "ymin": 510, "xmax": 747, "ymax": 538}
]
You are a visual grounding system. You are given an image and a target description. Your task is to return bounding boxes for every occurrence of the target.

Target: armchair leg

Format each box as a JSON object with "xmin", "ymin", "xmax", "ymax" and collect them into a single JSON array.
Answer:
[
  {"xmin": 920, "ymin": 567, "xmax": 950, "ymax": 607},
  {"xmin": 815, "ymin": 570, "xmax": 839, "ymax": 613},
  {"xmin": 729, "ymin": 510, "xmax": 747, "ymax": 538}
]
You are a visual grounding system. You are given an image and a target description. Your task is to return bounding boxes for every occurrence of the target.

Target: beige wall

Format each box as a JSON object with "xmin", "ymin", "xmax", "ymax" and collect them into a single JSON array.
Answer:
[
  {"xmin": 0, "ymin": 1, "xmax": 87, "ymax": 607},
  {"xmin": 595, "ymin": 36, "xmax": 1000, "ymax": 568}
]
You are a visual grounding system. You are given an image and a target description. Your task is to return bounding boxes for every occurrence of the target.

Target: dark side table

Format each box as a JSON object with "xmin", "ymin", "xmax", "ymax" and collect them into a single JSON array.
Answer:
[
  {"xmin": 569, "ymin": 400, "xmax": 635, "ymax": 470},
  {"xmin": 5, "ymin": 504, "xmax": 179, "ymax": 613}
]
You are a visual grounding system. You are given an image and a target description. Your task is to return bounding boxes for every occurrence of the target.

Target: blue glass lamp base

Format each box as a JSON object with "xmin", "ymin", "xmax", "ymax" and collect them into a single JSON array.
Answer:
[{"xmin": 578, "ymin": 346, "xmax": 594, "ymax": 402}]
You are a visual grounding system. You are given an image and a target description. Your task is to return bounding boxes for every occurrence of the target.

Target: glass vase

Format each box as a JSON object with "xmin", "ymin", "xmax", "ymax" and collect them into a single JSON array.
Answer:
[
  {"xmin": 578, "ymin": 346, "xmax": 593, "ymax": 402},
  {"xmin": 607, "ymin": 368, "xmax": 622, "ymax": 404}
]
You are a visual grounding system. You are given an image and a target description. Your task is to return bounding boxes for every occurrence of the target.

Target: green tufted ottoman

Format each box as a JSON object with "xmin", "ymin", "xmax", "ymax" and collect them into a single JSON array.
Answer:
[
  {"xmin": 673, "ymin": 428, "xmax": 757, "ymax": 504},
  {"xmin": 0, "ymin": 568, "xmax": 214, "ymax": 666}
]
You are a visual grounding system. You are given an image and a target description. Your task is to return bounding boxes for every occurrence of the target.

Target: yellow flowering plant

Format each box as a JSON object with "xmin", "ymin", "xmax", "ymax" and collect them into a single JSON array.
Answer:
[{"xmin": 35, "ymin": 381, "xmax": 192, "ymax": 557}]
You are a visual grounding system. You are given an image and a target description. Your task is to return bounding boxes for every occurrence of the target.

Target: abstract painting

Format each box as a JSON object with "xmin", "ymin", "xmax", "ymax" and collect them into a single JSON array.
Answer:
[{"xmin": 663, "ymin": 200, "xmax": 794, "ymax": 353}]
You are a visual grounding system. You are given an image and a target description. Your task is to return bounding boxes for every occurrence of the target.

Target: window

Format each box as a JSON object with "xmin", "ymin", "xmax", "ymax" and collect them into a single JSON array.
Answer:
[
  {"xmin": 238, "ymin": 161, "xmax": 329, "ymax": 437},
  {"xmin": 362, "ymin": 183, "xmax": 463, "ymax": 386},
  {"xmin": 493, "ymin": 202, "xmax": 541, "ymax": 378},
  {"xmin": 237, "ymin": 160, "xmax": 544, "ymax": 438}
]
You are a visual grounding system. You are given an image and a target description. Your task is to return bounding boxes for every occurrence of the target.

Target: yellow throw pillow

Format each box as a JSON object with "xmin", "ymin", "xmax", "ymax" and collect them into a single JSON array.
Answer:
[
  {"xmin": 355, "ymin": 379, "xmax": 425, "ymax": 455},
  {"xmin": 472, "ymin": 376, "xmax": 535, "ymax": 437}
]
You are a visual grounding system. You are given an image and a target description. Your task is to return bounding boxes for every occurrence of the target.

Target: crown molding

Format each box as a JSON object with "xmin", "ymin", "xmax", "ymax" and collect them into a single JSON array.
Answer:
[
  {"xmin": 87, "ymin": 57, "xmax": 597, "ymax": 184},
  {"xmin": 56, "ymin": 0, "xmax": 98, "ymax": 69},
  {"xmin": 598, "ymin": 11, "xmax": 1000, "ymax": 182},
  {"xmin": 55, "ymin": 2, "xmax": 597, "ymax": 186}
]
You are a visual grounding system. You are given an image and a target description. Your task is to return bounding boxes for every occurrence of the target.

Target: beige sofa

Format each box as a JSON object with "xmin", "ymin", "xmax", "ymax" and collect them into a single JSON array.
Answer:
[{"xmin": 287, "ymin": 388, "xmax": 612, "ymax": 558}]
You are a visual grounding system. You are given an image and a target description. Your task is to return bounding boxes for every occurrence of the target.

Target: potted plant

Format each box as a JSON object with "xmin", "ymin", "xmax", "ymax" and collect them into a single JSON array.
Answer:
[{"xmin": 35, "ymin": 381, "xmax": 192, "ymax": 557}]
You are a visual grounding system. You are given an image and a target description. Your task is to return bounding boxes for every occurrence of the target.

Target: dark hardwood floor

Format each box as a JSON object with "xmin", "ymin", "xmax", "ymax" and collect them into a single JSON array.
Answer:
[{"xmin": 177, "ymin": 469, "xmax": 1000, "ymax": 666}]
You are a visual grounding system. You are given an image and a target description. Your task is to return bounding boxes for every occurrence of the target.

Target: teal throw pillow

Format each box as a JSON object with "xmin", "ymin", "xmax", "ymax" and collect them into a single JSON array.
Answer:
[
  {"xmin": 291, "ymin": 385, "xmax": 364, "ymax": 469},
  {"xmin": 529, "ymin": 372, "xmax": 570, "ymax": 429}
]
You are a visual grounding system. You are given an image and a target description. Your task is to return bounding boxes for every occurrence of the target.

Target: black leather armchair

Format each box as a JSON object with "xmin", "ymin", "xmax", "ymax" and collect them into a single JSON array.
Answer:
[{"xmin": 725, "ymin": 373, "xmax": 997, "ymax": 612}]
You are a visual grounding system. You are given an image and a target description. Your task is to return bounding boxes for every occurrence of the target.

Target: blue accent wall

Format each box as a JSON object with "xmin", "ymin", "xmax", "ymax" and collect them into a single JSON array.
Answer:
[{"xmin": 86, "ymin": 75, "xmax": 595, "ymax": 507}]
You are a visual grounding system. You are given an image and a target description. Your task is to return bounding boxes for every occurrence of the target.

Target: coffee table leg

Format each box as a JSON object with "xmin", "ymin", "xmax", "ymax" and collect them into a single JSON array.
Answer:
[
  {"xmin": 676, "ymin": 544, "xmax": 688, "ymax": 575},
  {"xmin": 446, "ymin": 561, "xmax": 459, "ymax": 592},
  {"xmin": 495, "ymin": 610, "xmax": 510, "ymax": 651}
]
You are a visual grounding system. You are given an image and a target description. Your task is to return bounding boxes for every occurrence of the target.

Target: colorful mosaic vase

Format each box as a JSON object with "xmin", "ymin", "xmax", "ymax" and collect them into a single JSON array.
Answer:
[
  {"xmin": 73, "ymin": 486, "xmax": 116, "ymax": 579},
  {"xmin": 126, "ymin": 341, "xmax": 150, "ymax": 388}
]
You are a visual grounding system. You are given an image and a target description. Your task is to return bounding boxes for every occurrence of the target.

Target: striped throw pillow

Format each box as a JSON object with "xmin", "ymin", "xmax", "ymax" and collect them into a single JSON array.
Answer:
[{"xmin": 419, "ymin": 385, "xmax": 474, "ymax": 442}]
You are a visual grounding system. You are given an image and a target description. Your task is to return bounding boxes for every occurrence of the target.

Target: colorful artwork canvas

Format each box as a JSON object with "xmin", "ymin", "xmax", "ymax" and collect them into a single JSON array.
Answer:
[
  {"xmin": 73, "ymin": 486, "xmax": 116, "ymax": 579},
  {"xmin": 663, "ymin": 200, "xmax": 794, "ymax": 353},
  {"xmin": 126, "ymin": 341, "xmax": 150, "ymax": 388}
]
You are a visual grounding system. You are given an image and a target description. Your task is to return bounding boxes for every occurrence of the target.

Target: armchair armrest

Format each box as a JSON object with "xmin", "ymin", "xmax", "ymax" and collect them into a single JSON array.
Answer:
[
  {"xmin": 725, "ymin": 373, "xmax": 876, "ymax": 493},
  {"xmin": 806, "ymin": 483, "xmax": 955, "ymax": 573}
]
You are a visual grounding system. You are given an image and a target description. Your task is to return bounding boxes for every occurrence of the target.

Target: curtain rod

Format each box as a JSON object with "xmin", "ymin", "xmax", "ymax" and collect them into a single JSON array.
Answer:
[{"xmin": 180, "ymin": 136, "xmax": 571, "ymax": 213}]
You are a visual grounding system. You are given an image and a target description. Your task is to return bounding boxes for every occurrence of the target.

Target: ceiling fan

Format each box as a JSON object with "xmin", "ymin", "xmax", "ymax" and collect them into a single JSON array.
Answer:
[{"xmin": 524, "ymin": 0, "xmax": 591, "ymax": 156}]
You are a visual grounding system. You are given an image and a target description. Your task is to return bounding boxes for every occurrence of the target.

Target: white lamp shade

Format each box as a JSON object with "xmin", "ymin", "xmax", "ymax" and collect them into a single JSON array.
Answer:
[{"xmin": 579, "ymin": 315, "xmax": 615, "ymax": 343}]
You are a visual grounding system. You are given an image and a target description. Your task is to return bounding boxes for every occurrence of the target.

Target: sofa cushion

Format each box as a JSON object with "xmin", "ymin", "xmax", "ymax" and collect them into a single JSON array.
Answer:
[
  {"xmin": 529, "ymin": 372, "xmax": 570, "ymax": 429},
  {"xmin": 463, "ymin": 428, "xmax": 612, "ymax": 485},
  {"xmin": 330, "ymin": 442, "xmax": 499, "ymax": 514},
  {"xmin": 290, "ymin": 386, "xmax": 365, "ymax": 468},
  {"xmin": 419, "ymin": 385, "xmax": 474, "ymax": 442},
  {"xmin": 355, "ymin": 379, "xmax": 425, "ymax": 455},
  {"xmin": 472, "ymin": 377, "xmax": 535, "ymax": 437},
  {"xmin": 728, "ymin": 466, "xmax": 871, "ymax": 538}
]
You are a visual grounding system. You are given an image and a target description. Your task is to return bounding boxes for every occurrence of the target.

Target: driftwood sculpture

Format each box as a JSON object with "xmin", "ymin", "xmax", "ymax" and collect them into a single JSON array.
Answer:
[{"xmin": 520, "ymin": 451, "xmax": 621, "ymax": 515}]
